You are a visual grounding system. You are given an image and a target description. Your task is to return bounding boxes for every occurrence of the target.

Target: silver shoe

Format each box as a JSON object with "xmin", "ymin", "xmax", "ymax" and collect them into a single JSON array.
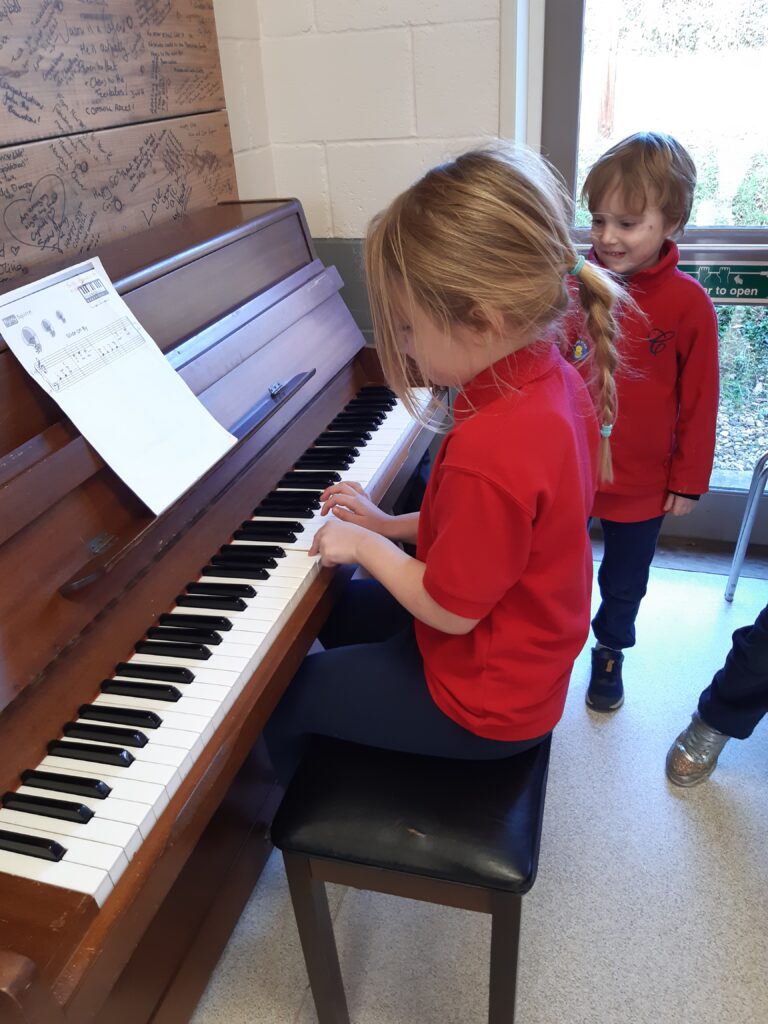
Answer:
[{"xmin": 665, "ymin": 711, "xmax": 730, "ymax": 787}]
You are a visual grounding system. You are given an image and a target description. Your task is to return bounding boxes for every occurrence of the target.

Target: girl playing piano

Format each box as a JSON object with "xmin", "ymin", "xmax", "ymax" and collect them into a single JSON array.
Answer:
[{"xmin": 265, "ymin": 144, "xmax": 624, "ymax": 781}]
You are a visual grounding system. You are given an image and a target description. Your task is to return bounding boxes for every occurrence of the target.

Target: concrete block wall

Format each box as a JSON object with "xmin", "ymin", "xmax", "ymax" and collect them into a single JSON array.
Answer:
[
  {"xmin": 213, "ymin": 0, "xmax": 502, "ymax": 237},
  {"xmin": 212, "ymin": 0, "xmax": 276, "ymax": 197}
]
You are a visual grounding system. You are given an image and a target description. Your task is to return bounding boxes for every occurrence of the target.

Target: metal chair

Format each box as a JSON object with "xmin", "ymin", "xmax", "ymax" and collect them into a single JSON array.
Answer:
[{"xmin": 725, "ymin": 450, "xmax": 768, "ymax": 601}]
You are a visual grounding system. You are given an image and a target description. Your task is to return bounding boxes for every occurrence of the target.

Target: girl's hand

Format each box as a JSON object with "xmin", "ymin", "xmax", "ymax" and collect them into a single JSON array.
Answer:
[
  {"xmin": 309, "ymin": 518, "xmax": 369, "ymax": 567},
  {"xmin": 319, "ymin": 482, "xmax": 395, "ymax": 537},
  {"xmin": 663, "ymin": 493, "xmax": 697, "ymax": 516}
]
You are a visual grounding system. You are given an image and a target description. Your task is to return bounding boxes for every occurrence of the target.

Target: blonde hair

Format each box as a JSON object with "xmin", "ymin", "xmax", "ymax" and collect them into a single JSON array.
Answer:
[
  {"xmin": 365, "ymin": 143, "xmax": 625, "ymax": 481},
  {"xmin": 582, "ymin": 131, "xmax": 697, "ymax": 231}
]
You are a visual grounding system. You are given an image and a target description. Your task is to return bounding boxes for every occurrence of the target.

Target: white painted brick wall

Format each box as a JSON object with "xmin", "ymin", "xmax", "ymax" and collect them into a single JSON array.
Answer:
[
  {"xmin": 415, "ymin": 22, "xmax": 500, "ymax": 136},
  {"xmin": 315, "ymin": 0, "xmax": 499, "ymax": 32},
  {"xmin": 272, "ymin": 144, "xmax": 333, "ymax": 235},
  {"xmin": 212, "ymin": 0, "xmax": 260, "ymax": 40},
  {"xmin": 262, "ymin": 30, "xmax": 415, "ymax": 144},
  {"xmin": 235, "ymin": 147, "xmax": 277, "ymax": 198},
  {"xmin": 259, "ymin": 0, "xmax": 314, "ymax": 36},
  {"xmin": 327, "ymin": 137, "xmax": 490, "ymax": 237},
  {"xmin": 215, "ymin": 0, "xmax": 504, "ymax": 236}
]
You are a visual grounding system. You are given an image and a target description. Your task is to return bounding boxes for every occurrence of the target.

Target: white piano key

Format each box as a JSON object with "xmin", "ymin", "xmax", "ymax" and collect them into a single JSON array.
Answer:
[
  {"xmin": 120, "ymin": 662, "xmax": 240, "ymax": 688},
  {"xmin": 130, "ymin": 649, "xmax": 249, "ymax": 673},
  {"xmin": 90, "ymin": 695, "xmax": 212, "ymax": 735},
  {"xmin": 52, "ymin": 737, "xmax": 193, "ymax": 772},
  {"xmin": 16, "ymin": 785, "xmax": 157, "ymax": 834},
  {"xmin": 3, "ymin": 820, "xmax": 128, "ymax": 885},
  {"xmin": 0, "ymin": 847, "xmax": 112, "ymax": 905},
  {"xmin": 71, "ymin": 718, "xmax": 202, "ymax": 757},
  {"xmin": 39, "ymin": 755, "xmax": 180, "ymax": 793},
  {"xmin": 94, "ymin": 691, "xmax": 224, "ymax": 725},
  {"xmin": 0, "ymin": 807, "xmax": 142, "ymax": 859},
  {"xmin": 31, "ymin": 763, "xmax": 169, "ymax": 813}
]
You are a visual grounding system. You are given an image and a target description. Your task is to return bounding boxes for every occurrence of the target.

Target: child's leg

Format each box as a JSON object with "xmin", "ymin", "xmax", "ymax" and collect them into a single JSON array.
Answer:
[
  {"xmin": 698, "ymin": 601, "xmax": 768, "ymax": 739},
  {"xmin": 318, "ymin": 577, "xmax": 412, "ymax": 649},
  {"xmin": 592, "ymin": 516, "xmax": 665, "ymax": 650},
  {"xmin": 264, "ymin": 622, "xmax": 545, "ymax": 784}
]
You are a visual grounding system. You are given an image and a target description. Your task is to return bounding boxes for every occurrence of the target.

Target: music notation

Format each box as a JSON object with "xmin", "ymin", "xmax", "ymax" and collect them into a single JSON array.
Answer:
[
  {"xmin": 0, "ymin": 257, "xmax": 235, "ymax": 513},
  {"xmin": 33, "ymin": 317, "xmax": 145, "ymax": 392}
]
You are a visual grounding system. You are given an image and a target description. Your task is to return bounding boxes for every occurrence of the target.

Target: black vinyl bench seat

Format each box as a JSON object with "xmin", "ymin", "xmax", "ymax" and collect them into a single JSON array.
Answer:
[{"xmin": 271, "ymin": 735, "xmax": 552, "ymax": 1023}]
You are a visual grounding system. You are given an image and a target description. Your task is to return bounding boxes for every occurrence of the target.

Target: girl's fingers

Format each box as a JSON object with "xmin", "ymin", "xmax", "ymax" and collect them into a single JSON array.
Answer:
[
  {"xmin": 319, "ymin": 481, "xmax": 366, "ymax": 501},
  {"xmin": 321, "ymin": 494, "xmax": 361, "ymax": 517}
]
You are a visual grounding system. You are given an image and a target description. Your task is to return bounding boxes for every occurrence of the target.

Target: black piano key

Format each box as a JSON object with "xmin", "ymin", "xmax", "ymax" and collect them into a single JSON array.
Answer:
[
  {"xmin": 146, "ymin": 625, "xmax": 223, "ymax": 646},
  {"xmin": 63, "ymin": 722, "xmax": 149, "ymax": 749},
  {"xmin": 135, "ymin": 640, "xmax": 211, "ymax": 661},
  {"xmin": 294, "ymin": 457, "xmax": 353, "ymax": 471},
  {"xmin": 115, "ymin": 662, "xmax": 195, "ymax": 684},
  {"xmin": 296, "ymin": 450, "xmax": 355, "ymax": 463},
  {"xmin": 306, "ymin": 445, "xmax": 359, "ymax": 459},
  {"xmin": 252, "ymin": 506, "xmax": 314, "ymax": 520},
  {"xmin": 201, "ymin": 564, "xmax": 269, "ymax": 581},
  {"xmin": 332, "ymin": 411, "xmax": 386, "ymax": 425},
  {"xmin": 3, "ymin": 791, "xmax": 93, "ymax": 824},
  {"xmin": 159, "ymin": 613, "xmax": 233, "ymax": 631},
  {"xmin": 345, "ymin": 399, "xmax": 396, "ymax": 411},
  {"xmin": 316, "ymin": 431, "xmax": 371, "ymax": 443},
  {"xmin": 176, "ymin": 595, "xmax": 248, "ymax": 612},
  {"xmin": 47, "ymin": 740, "xmax": 135, "ymax": 767},
  {"xmin": 211, "ymin": 552, "xmax": 277, "ymax": 569},
  {"xmin": 279, "ymin": 471, "xmax": 339, "ymax": 488},
  {"xmin": 239, "ymin": 519, "xmax": 304, "ymax": 533},
  {"xmin": 235, "ymin": 526, "xmax": 300, "ymax": 543},
  {"xmin": 0, "ymin": 828, "xmax": 66, "ymax": 862},
  {"xmin": 186, "ymin": 582, "xmax": 256, "ymax": 598},
  {"xmin": 102, "ymin": 679, "xmax": 182, "ymax": 702},
  {"xmin": 78, "ymin": 704, "xmax": 162, "ymax": 729},
  {"xmin": 359, "ymin": 385, "xmax": 395, "ymax": 395},
  {"xmin": 21, "ymin": 769, "xmax": 112, "ymax": 800},
  {"xmin": 220, "ymin": 544, "xmax": 286, "ymax": 559},
  {"xmin": 260, "ymin": 493, "xmax": 321, "ymax": 508}
]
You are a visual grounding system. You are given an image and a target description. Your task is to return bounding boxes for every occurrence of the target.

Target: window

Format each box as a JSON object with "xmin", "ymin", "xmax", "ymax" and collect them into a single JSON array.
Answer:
[
  {"xmin": 541, "ymin": 0, "xmax": 768, "ymax": 511},
  {"xmin": 574, "ymin": 0, "xmax": 768, "ymax": 229}
]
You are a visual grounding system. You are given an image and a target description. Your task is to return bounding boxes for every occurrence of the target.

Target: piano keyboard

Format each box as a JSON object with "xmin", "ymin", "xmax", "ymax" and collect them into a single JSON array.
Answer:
[{"xmin": 0, "ymin": 387, "xmax": 427, "ymax": 906}]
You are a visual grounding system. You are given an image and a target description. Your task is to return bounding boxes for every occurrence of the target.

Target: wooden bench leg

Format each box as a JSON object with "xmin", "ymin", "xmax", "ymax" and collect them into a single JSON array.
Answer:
[
  {"xmin": 488, "ymin": 892, "xmax": 522, "ymax": 1024},
  {"xmin": 282, "ymin": 852, "xmax": 350, "ymax": 1024}
]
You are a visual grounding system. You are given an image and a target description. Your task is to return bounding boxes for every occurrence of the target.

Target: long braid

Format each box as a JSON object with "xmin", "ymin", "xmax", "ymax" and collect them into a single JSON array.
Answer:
[{"xmin": 570, "ymin": 258, "xmax": 624, "ymax": 482}]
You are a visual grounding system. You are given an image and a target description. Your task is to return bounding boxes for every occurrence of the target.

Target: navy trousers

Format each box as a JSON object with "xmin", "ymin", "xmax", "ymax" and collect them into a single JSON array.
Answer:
[
  {"xmin": 698, "ymin": 601, "xmax": 768, "ymax": 739},
  {"xmin": 263, "ymin": 578, "xmax": 546, "ymax": 785},
  {"xmin": 592, "ymin": 516, "xmax": 665, "ymax": 650}
]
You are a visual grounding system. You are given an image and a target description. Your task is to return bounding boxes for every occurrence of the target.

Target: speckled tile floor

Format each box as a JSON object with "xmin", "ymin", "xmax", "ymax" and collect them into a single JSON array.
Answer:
[{"xmin": 190, "ymin": 565, "xmax": 768, "ymax": 1024}]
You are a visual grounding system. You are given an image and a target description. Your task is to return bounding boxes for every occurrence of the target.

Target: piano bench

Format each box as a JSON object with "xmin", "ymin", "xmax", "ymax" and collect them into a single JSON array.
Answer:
[{"xmin": 270, "ymin": 735, "xmax": 552, "ymax": 1024}]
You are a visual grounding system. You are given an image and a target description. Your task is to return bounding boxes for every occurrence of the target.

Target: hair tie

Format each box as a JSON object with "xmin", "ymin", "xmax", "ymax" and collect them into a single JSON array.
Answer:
[
  {"xmin": 567, "ymin": 255, "xmax": 586, "ymax": 276},
  {"xmin": 600, "ymin": 423, "xmax": 613, "ymax": 438}
]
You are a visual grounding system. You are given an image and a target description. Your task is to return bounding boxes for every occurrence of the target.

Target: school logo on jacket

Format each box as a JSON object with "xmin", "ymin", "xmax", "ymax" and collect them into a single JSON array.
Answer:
[
  {"xmin": 570, "ymin": 338, "xmax": 589, "ymax": 364},
  {"xmin": 647, "ymin": 328, "xmax": 675, "ymax": 356}
]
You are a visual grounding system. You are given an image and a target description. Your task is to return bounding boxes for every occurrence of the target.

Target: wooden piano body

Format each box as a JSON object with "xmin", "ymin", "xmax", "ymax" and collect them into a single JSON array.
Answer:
[{"xmin": 0, "ymin": 202, "xmax": 432, "ymax": 1024}]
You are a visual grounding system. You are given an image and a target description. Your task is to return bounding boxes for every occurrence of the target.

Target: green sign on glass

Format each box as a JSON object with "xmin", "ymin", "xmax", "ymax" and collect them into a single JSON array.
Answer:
[{"xmin": 679, "ymin": 263, "xmax": 768, "ymax": 304}]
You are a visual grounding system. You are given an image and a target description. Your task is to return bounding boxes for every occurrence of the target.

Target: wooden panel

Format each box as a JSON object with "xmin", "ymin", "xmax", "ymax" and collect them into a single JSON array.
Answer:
[
  {"xmin": 0, "ymin": 0, "xmax": 224, "ymax": 147},
  {"xmin": 0, "ymin": 111, "xmax": 236, "ymax": 285}
]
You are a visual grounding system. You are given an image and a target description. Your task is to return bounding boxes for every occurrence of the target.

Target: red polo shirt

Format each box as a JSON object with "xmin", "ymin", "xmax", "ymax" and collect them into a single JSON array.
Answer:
[{"xmin": 415, "ymin": 343, "xmax": 599, "ymax": 741}]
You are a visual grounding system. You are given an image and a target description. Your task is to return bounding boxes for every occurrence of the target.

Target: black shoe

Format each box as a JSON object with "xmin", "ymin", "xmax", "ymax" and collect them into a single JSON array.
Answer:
[{"xmin": 586, "ymin": 646, "xmax": 624, "ymax": 712}]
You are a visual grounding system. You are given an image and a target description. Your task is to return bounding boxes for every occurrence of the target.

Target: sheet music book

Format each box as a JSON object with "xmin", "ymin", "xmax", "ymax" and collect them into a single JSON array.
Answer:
[{"xmin": 0, "ymin": 257, "xmax": 236, "ymax": 514}]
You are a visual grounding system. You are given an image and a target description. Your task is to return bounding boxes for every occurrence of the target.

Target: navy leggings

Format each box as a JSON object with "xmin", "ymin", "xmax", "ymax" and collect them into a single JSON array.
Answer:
[
  {"xmin": 698, "ymin": 601, "xmax": 768, "ymax": 739},
  {"xmin": 592, "ymin": 516, "xmax": 665, "ymax": 650},
  {"xmin": 263, "ymin": 578, "xmax": 547, "ymax": 784}
]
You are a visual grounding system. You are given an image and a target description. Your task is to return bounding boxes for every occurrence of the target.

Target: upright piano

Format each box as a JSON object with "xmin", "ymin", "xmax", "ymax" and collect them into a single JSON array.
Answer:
[{"xmin": 0, "ymin": 201, "xmax": 433, "ymax": 1024}]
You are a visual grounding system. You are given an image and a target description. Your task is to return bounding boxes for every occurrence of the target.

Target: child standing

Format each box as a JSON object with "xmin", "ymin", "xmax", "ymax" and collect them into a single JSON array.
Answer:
[
  {"xmin": 264, "ymin": 145, "xmax": 624, "ymax": 784},
  {"xmin": 569, "ymin": 132, "xmax": 719, "ymax": 713}
]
